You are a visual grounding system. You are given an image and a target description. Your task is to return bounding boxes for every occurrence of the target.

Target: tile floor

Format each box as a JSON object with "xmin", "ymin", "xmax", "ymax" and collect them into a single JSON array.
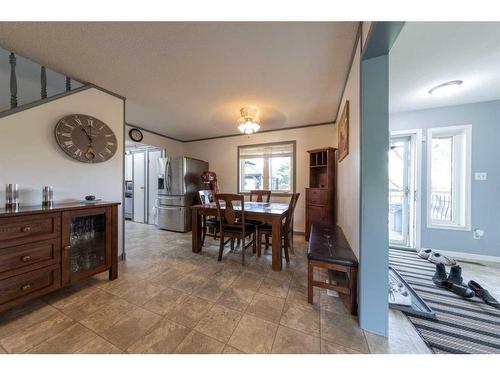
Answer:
[{"xmin": 0, "ymin": 221, "xmax": 437, "ymax": 354}]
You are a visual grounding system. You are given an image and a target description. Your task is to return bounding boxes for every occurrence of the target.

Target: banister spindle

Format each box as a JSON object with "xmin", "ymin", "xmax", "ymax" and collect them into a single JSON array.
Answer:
[
  {"xmin": 9, "ymin": 53, "xmax": 17, "ymax": 108},
  {"xmin": 65, "ymin": 76, "xmax": 71, "ymax": 92},
  {"xmin": 41, "ymin": 66, "xmax": 47, "ymax": 99}
]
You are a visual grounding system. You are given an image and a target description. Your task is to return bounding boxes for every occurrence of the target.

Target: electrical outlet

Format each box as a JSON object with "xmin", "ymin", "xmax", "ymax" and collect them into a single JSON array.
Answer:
[
  {"xmin": 474, "ymin": 172, "xmax": 487, "ymax": 181},
  {"xmin": 473, "ymin": 229, "xmax": 485, "ymax": 240}
]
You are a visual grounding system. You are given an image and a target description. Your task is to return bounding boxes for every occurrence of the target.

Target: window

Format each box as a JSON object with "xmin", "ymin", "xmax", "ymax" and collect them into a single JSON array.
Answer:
[
  {"xmin": 238, "ymin": 141, "xmax": 295, "ymax": 194},
  {"xmin": 427, "ymin": 125, "xmax": 471, "ymax": 230}
]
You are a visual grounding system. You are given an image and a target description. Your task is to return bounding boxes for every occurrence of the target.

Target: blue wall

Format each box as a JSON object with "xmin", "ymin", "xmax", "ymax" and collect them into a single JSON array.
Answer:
[{"xmin": 390, "ymin": 100, "xmax": 500, "ymax": 258}]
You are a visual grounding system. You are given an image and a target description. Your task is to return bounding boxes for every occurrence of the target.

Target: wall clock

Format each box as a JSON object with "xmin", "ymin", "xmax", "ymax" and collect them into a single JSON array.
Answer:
[
  {"xmin": 128, "ymin": 128, "xmax": 143, "ymax": 142},
  {"xmin": 54, "ymin": 114, "xmax": 117, "ymax": 163}
]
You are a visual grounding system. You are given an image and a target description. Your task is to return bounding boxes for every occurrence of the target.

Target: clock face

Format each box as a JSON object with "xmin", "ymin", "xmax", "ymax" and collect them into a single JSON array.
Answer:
[
  {"xmin": 55, "ymin": 114, "xmax": 118, "ymax": 163},
  {"xmin": 129, "ymin": 128, "xmax": 143, "ymax": 142}
]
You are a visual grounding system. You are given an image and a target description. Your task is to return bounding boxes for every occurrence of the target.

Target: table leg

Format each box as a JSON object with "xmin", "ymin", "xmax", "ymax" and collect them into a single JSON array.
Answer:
[
  {"xmin": 271, "ymin": 215, "xmax": 283, "ymax": 271},
  {"xmin": 192, "ymin": 207, "xmax": 202, "ymax": 253}
]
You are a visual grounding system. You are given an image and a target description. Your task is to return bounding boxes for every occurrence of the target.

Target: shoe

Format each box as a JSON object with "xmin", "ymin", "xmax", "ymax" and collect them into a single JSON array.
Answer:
[
  {"xmin": 418, "ymin": 248, "xmax": 433, "ymax": 260},
  {"xmin": 429, "ymin": 252, "xmax": 456, "ymax": 266},
  {"xmin": 468, "ymin": 280, "xmax": 500, "ymax": 308},
  {"xmin": 442, "ymin": 281, "xmax": 475, "ymax": 298},
  {"xmin": 447, "ymin": 265, "xmax": 465, "ymax": 286},
  {"xmin": 432, "ymin": 263, "xmax": 448, "ymax": 287}
]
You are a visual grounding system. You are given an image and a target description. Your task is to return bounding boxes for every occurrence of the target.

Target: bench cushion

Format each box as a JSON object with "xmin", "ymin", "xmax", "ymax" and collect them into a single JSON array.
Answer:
[{"xmin": 307, "ymin": 224, "xmax": 358, "ymax": 267}]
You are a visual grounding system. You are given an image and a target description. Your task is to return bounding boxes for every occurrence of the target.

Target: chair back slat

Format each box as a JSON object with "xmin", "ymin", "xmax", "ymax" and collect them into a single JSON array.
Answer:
[
  {"xmin": 249, "ymin": 190, "xmax": 271, "ymax": 203},
  {"xmin": 284, "ymin": 193, "xmax": 300, "ymax": 231},
  {"xmin": 214, "ymin": 193, "xmax": 245, "ymax": 228}
]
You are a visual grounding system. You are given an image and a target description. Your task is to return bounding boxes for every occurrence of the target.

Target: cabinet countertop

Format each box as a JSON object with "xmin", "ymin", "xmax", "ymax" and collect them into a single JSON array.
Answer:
[{"xmin": 0, "ymin": 201, "xmax": 121, "ymax": 218}]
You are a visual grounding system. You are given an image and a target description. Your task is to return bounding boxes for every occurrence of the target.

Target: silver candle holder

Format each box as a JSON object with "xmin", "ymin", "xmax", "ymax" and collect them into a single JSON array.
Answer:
[
  {"xmin": 5, "ymin": 183, "xmax": 19, "ymax": 210},
  {"xmin": 42, "ymin": 186, "xmax": 54, "ymax": 207}
]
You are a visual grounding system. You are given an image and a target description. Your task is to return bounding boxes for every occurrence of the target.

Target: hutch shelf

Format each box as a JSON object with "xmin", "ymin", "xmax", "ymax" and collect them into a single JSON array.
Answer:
[{"xmin": 305, "ymin": 147, "xmax": 337, "ymax": 241}]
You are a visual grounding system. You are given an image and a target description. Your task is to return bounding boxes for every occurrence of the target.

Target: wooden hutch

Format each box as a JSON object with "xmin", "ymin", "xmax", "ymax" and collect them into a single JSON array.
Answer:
[
  {"xmin": 0, "ymin": 201, "xmax": 119, "ymax": 312},
  {"xmin": 305, "ymin": 147, "xmax": 337, "ymax": 240}
]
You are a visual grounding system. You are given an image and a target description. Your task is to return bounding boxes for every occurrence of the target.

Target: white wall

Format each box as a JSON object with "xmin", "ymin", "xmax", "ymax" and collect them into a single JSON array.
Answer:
[
  {"xmin": 336, "ymin": 35, "xmax": 361, "ymax": 258},
  {"xmin": 0, "ymin": 87, "xmax": 125, "ymax": 254},
  {"xmin": 186, "ymin": 125, "xmax": 337, "ymax": 233},
  {"xmin": 125, "ymin": 125, "xmax": 186, "ymax": 157}
]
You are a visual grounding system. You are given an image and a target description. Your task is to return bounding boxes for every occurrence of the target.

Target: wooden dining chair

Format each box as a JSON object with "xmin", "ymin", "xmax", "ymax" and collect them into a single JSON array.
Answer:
[
  {"xmin": 249, "ymin": 190, "xmax": 271, "ymax": 203},
  {"xmin": 214, "ymin": 193, "xmax": 257, "ymax": 264},
  {"xmin": 256, "ymin": 193, "xmax": 300, "ymax": 262},
  {"xmin": 198, "ymin": 190, "xmax": 219, "ymax": 246}
]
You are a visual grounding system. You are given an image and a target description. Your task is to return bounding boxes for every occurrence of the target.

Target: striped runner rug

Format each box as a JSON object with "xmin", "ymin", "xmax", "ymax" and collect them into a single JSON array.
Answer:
[{"xmin": 389, "ymin": 248, "xmax": 500, "ymax": 354}]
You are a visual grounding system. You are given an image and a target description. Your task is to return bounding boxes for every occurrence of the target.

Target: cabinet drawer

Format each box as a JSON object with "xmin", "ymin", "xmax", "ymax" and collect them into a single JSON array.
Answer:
[
  {"xmin": 306, "ymin": 189, "xmax": 328, "ymax": 206},
  {"xmin": 0, "ymin": 264, "xmax": 61, "ymax": 307},
  {"xmin": 0, "ymin": 239, "xmax": 61, "ymax": 278},
  {"xmin": 307, "ymin": 205, "xmax": 330, "ymax": 222},
  {"xmin": 0, "ymin": 213, "xmax": 60, "ymax": 248}
]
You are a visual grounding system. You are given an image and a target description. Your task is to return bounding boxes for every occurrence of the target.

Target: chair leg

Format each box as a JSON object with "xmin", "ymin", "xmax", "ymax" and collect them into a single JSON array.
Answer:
[
  {"xmin": 289, "ymin": 230, "xmax": 294, "ymax": 254},
  {"xmin": 201, "ymin": 225, "xmax": 207, "ymax": 247},
  {"xmin": 218, "ymin": 234, "xmax": 225, "ymax": 261},
  {"xmin": 265, "ymin": 234, "xmax": 269, "ymax": 250},
  {"xmin": 241, "ymin": 236, "xmax": 245, "ymax": 265},
  {"xmin": 283, "ymin": 235, "xmax": 290, "ymax": 263},
  {"xmin": 256, "ymin": 231, "xmax": 262, "ymax": 257},
  {"xmin": 237, "ymin": 238, "xmax": 241, "ymax": 248},
  {"xmin": 252, "ymin": 232, "xmax": 256, "ymax": 254},
  {"xmin": 230, "ymin": 238, "xmax": 235, "ymax": 251}
]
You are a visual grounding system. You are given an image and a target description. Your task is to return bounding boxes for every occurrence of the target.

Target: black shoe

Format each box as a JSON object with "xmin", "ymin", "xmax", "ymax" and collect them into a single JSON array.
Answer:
[
  {"xmin": 447, "ymin": 265, "xmax": 465, "ymax": 286},
  {"xmin": 468, "ymin": 280, "xmax": 500, "ymax": 308},
  {"xmin": 442, "ymin": 281, "xmax": 475, "ymax": 299},
  {"xmin": 432, "ymin": 263, "xmax": 448, "ymax": 287}
]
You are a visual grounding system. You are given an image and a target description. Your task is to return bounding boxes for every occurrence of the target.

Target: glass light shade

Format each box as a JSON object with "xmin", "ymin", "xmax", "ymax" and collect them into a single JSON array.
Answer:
[
  {"xmin": 238, "ymin": 121, "xmax": 261, "ymax": 135},
  {"xmin": 428, "ymin": 80, "xmax": 463, "ymax": 97}
]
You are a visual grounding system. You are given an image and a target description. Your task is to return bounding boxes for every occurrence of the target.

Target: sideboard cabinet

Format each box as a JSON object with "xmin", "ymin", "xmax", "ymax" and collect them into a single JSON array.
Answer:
[{"xmin": 0, "ymin": 202, "xmax": 119, "ymax": 313}]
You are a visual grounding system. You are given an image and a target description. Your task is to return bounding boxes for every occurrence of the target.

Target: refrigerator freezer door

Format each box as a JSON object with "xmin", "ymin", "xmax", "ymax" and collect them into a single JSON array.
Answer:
[
  {"xmin": 156, "ymin": 205, "xmax": 190, "ymax": 232},
  {"xmin": 166, "ymin": 157, "xmax": 186, "ymax": 195},
  {"xmin": 185, "ymin": 158, "xmax": 209, "ymax": 194}
]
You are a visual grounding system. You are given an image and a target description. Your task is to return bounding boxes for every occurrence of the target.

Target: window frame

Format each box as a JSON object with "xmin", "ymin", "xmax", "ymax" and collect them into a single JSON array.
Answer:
[
  {"xmin": 237, "ymin": 141, "xmax": 296, "ymax": 196},
  {"xmin": 426, "ymin": 125, "xmax": 471, "ymax": 231}
]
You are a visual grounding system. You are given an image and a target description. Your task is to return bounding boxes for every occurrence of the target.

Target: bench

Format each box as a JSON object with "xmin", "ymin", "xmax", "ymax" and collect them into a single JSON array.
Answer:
[{"xmin": 307, "ymin": 223, "xmax": 358, "ymax": 315}]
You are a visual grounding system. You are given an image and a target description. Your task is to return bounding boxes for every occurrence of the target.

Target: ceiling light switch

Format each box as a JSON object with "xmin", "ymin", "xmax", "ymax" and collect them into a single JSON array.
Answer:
[{"xmin": 474, "ymin": 172, "xmax": 487, "ymax": 181}]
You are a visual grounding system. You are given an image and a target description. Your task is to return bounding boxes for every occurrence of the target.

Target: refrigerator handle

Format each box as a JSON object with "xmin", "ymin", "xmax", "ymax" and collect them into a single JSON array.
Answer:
[{"xmin": 166, "ymin": 159, "xmax": 171, "ymax": 193}]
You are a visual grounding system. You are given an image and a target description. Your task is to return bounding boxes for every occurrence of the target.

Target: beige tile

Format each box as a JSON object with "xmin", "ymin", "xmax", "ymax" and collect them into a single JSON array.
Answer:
[
  {"xmin": 217, "ymin": 287, "xmax": 255, "ymax": 312},
  {"xmin": 175, "ymin": 331, "xmax": 225, "ymax": 354},
  {"xmin": 142, "ymin": 288, "xmax": 186, "ymax": 316},
  {"xmin": 127, "ymin": 318, "xmax": 190, "ymax": 354},
  {"xmin": 258, "ymin": 277, "xmax": 290, "ymax": 299},
  {"xmin": 120, "ymin": 280, "xmax": 165, "ymax": 306},
  {"xmin": 42, "ymin": 283, "xmax": 97, "ymax": 309},
  {"xmin": 280, "ymin": 302, "xmax": 320, "ymax": 337},
  {"xmin": 222, "ymin": 345, "xmax": 244, "ymax": 354},
  {"xmin": 364, "ymin": 331, "xmax": 424, "ymax": 354},
  {"xmin": 148, "ymin": 268, "xmax": 186, "ymax": 287},
  {"xmin": 246, "ymin": 293, "xmax": 285, "ymax": 323},
  {"xmin": 171, "ymin": 273, "xmax": 211, "ymax": 294},
  {"xmin": 320, "ymin": 310, "xmax": 369, "ymax": 353},
  {"xmin": 0, "ymin": 312, "xmax": 74, "ymax": 353},
  {"xmin": 286, "ymin": 287, "xmax": 318, "ymax": 306},
  {"xmin": 194, "ymin": 304, "xmax": 242, "ymax": 343},
  {"xmin": 192, "ymin": 278, "xmax": 227, "ymax": 302},
  {"xmin": 80, "ymin": 298, "xmax": 136, "ymax": 333},
  {"xmin": 228, "ymin": 314, "xmax": 278, "ymax": 354},
  {"xmin": 56, "ymin": 289, "xmax": 120, "ymax": 321},
  {"xmin": 272, "ymin": 326, "xmax": 320, "ymax": 354},
  {"xmin": 99, "ymin": 307, "xmax": 162, "ymax": 351},
  {"xmin": 0, "ymin": 300, "xmax": 58, "ymax": 341},
  {"xmin": 321, "ymin": 339, "xmax": 362, "ymax": 354},
  {"xmin": 166, "ymin": 294, "xmax": 213, "ymax": 328},
  {"xmin": 28, "ymin": 323, "xmax": 97, "ymax": 354},
  {"xmin": 74, "ymin": 336, "xmax": 123, "ymax": 354}
]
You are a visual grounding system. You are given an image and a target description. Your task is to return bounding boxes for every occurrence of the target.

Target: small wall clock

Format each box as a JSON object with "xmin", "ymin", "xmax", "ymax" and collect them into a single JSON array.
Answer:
[
  {"xmin": 55, "ymin": 114, "xmax": 118, "ymax": 163},
  {"xmin": 128, "ymin": 128, "xmax": 143, "ymax": 142}
]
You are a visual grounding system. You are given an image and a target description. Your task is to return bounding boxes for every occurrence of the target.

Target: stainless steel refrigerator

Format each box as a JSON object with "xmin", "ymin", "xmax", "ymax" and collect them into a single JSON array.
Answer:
[{"xmin": 154, "ymin": 156, "xmax": 209, "ymax": 232}]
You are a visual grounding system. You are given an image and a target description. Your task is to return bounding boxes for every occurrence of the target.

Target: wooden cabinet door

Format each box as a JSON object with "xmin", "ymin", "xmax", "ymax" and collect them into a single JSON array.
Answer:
[
  {"xmin": 61, "ymin": 207, "xmax": 112, "ymax": 285},
  {"xmin": 306, "ymin": 205, "xmax": 331, "ymax": 240}
]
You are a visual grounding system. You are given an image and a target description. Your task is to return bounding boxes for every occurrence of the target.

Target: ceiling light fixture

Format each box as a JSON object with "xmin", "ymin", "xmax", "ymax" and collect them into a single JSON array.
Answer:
[
  {"xmin": 428, "ymin": 80, "xmax": 463, "ymax": 97},
  {"xmin": 237, "ymin": 106, "xmax": 261, "ymax": 135}
]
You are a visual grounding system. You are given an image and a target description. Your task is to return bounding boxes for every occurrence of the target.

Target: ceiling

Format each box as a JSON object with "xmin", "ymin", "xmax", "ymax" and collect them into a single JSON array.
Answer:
[
  {"xmin": 0, "ymin": 22, "xmax": 358, "ymax": 141},
  {"xmin": 390, "ymin": 22, "xmax": 500, "ymax": 113}
]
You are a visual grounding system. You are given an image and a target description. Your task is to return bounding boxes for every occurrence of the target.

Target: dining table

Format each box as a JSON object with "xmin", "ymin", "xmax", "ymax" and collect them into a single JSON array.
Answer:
[{"xmin": 191, "ymin": 201, "xmax": 290, "ymax": 271}]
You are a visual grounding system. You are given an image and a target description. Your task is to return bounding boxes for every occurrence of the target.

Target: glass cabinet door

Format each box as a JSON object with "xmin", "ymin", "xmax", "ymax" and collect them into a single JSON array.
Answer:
[{"xmin": 62, "ymin": 207, "xmax": 111, "ymax": 285}]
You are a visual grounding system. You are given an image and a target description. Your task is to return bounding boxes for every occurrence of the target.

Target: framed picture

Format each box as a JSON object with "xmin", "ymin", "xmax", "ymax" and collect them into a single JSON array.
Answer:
[{"xmin": 338, "ymin": 100, "xmax": 349, "ymax": 162}]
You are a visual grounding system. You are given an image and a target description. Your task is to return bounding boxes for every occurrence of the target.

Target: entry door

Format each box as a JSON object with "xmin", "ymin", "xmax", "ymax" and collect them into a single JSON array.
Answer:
[
  {"xmin": 133, "ymin": 151, "xmax": 146, "ymax": 223},
  {"xmin": 388, "ymin": 135, "xmax": 415, "ymax": 247}
]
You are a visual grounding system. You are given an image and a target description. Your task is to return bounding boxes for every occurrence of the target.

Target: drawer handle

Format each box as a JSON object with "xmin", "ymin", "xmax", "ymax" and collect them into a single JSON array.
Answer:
[
  {"xmin": 21, "ymin": 255, "xmax": 32, "ymax": 262},
  {"xmin": 21, "ymin": 226, "xmax": 31, "ymax": 233},
  {"xmin": 21, "ymin": 284, "xmax": 31, "ymax": 291}
]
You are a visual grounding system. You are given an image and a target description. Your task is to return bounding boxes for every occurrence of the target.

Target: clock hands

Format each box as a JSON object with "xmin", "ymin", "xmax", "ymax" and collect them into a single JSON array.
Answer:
[{"xmin": 80, "ymin": 125, "xmax": 95, "ymax": 160}]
